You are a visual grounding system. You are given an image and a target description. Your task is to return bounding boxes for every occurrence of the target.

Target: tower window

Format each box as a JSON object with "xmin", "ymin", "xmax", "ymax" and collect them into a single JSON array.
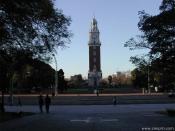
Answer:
[{"xmin": 93, "ymin": 46, "xmax": 96, "ymax": 50}]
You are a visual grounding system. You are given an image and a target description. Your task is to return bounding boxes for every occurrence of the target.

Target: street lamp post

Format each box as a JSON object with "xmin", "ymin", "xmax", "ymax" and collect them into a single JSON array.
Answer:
[
  {"xmin": 9, "ymin": 73, "xmax": 16, "ymax": 105},
  {"xmin": 148, "ymin": 58, "xmax": 151, "ymax": 94},
  {"xmin": 9, "ymin": 77, "xmax": 14, "ymax": 105},
  {"xmin": 148, "ymin": 65, "xmax": 150, "ymax": 93},
  {"xmin": 52, "ymin": 54, "xmax": 58, "ymax": 96}
]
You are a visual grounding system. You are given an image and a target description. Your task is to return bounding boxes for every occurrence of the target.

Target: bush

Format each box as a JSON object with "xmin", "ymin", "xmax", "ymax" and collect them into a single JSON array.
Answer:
[{"xmin": 166, "ymin": 109, "xmax": 175, "ymax": 117}]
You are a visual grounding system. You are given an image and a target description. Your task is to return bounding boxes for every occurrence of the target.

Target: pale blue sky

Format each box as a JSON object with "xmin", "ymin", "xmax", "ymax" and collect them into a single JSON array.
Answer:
[{"xmin": 53, "ymin": 0, "xmax": 162, "ymax": 78}]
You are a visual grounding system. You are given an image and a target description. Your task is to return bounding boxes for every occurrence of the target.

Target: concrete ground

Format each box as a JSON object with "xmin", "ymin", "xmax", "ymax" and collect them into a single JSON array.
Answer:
[{"xmin": 0, "ymin": 104, "xmax": 175, "ymax": 131}]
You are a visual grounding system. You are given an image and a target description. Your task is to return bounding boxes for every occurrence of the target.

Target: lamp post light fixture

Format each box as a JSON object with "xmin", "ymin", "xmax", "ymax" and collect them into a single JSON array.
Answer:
[{"xmin": 52, "ymin": 54, "xmax": 58, "ymax": 96}]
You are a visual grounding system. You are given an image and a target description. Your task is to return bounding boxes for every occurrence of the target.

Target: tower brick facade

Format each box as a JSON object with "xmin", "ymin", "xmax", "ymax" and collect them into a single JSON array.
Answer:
[{"xmin": 88, "ymin": 18, "xmax": 102, "ymax": 87}]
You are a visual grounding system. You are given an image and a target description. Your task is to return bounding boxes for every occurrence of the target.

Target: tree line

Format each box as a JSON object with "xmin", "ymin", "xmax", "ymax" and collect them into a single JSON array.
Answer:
[
  {"xmin": 125, "ymin": 0, "xmax": 175, "ymax": 91},
  {"xmin": 0, "ymin": 0, "xmax": 71, "ymax": 112}
]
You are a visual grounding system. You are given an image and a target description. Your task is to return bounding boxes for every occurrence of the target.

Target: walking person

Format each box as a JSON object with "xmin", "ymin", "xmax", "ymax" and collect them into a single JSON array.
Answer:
[
  {"xmin": 38, "ymin": 94, "xmax": 44, "ymax": 113},
  {"xmin": 18, "ymin": 96, "xmax": 22, "ymax": 107},
  {"xmin": 113, "ymin": 96, "xmax": 117, "ymax": 105},
  {"xmin": 17, "ymin": 96, "xmax": 22, "ymax": 115},
  {"xmin": 45, "ymin": 94, "xmax": 51, "ymax": 113}
]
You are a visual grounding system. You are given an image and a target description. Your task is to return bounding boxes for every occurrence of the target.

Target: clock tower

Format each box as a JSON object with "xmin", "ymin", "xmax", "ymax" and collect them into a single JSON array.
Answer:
[{"xmin": 88, "ymin": 18, "xmax": 102, "ymax": 87}]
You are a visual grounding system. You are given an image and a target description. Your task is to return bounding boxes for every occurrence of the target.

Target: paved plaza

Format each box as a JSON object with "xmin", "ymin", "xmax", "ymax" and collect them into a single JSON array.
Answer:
[{"xmin": 0, "ymin": 104, "xmax": 175, "ymax": 131}]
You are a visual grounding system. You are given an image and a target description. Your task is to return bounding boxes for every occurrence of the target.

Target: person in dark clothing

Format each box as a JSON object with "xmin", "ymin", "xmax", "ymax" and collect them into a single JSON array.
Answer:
[
  {"xmin": 45, "ymin": 94, "xmax": 51, "ymax": 113},
  {"xmin": 17, "ymin": 97, "xmax": 22, "ymax": 115},
  {"xmin": 113, "ymin": 96, "xmax": 117, "ymax": 105},
  {"xmin": 38, "ymin": 94, "xmax": 44, "ymax": 113},
  {"xmin": 18, "ymin": 97, "xmax": 22, "ymax": 107}
]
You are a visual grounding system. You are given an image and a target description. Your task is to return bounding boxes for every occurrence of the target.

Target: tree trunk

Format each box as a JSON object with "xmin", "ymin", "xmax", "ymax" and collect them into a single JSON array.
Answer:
[{"xmin": 1, "ymin": 90, "xmax": 5, "ymax": 113}]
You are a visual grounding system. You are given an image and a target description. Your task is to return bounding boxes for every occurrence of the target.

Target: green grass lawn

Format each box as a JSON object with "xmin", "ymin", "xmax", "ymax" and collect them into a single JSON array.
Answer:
[
  {"xmin": 65, "ymin": 87, "xmax": 141, "ymax": 94},
  {"xmin": 0, "ymin": 112, "xmax": 34, "ymax": 123},
  {"xmin": 65, "ymin": 88, "xmax": 92, "ymax": 94}
]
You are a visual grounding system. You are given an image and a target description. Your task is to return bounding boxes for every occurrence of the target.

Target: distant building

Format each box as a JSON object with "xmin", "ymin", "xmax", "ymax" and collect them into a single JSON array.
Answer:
[
  {"xmin": 69, "ymin": 74, "xmax": 88, "ymax": 88},
  {"xmin": 70, "ymin": 74, "xmax": 83, "ymax": 82},
  {"xmin": 88, "ymin": 17, "xmax": 102, "ymax": 87},
  {"xmin": 116, "ymin": 71, "xmax": 131, "ymax": 77}
]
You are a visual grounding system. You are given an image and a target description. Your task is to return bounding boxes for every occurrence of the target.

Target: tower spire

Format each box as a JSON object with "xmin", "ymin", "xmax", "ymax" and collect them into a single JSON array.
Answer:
[{"xmin": 91, "ymin": 17, "xmax": 98, "ymax": 32}]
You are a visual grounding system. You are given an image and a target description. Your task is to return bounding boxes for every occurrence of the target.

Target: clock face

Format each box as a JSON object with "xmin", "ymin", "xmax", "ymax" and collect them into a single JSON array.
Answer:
[
  {"xmin": 92, "ymin": 35, "xmax": 96, "ymax": 39},
  {"xmin": 92, "ymin": 34, "xmax": 97, "ymax": 42}
]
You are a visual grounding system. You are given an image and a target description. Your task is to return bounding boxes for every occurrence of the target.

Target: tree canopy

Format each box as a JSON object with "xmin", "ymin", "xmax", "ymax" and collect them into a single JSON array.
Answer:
[
  {"xmin": 57, "ymin": 69, "xmax": 67, "ymax": 92},
  {"xmin": 0, "ymin": 0, "xmax": 71, "ymax": 112},
  {"xmin": 0, "ymin": 0, "xmax": 72, "ymax": 90},
  {"xmin": 0, "ymin": 0, "xmax": 71, "ymax": 60},
  {"xmin": 125, "ymin": 0, "xmax": 175, "ymax": 90}
]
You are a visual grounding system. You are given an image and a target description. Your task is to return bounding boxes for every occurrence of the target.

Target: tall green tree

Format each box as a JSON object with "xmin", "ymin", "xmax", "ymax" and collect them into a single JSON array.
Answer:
[
  {"xmin": 57, "ymin": 69, "xmax": 66, "ymax": 93},
  {"xmin": 131, "ymin": 68, "xmax": 147, "ymax": 89},
  {"xmin": 0, "ymin": 0, "xmax": 71, "ymax": 112},
  {"xmin": 108, "ymin": 75, "xmax": 112, "ymax": 87},
  {"xmin": 125, "ymin": 0, "xmax": 175, "ymax": 90},
  {"xmin": 15, "ymin": 59, "xmax": 55, "ymax": 92},
  {"xmin": 0, "ymin": 54, "xmax": 9, "ymax": 112}
]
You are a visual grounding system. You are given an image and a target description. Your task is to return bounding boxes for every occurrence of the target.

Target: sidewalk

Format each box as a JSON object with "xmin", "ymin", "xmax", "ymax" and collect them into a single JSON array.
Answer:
[
  {"xmin": 1, "ymin": 104, "xmax": 175, "ymax": 131},
  {"xmin": 4, "ymin": 92, "xmax": 164, "ymax": 97}
]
